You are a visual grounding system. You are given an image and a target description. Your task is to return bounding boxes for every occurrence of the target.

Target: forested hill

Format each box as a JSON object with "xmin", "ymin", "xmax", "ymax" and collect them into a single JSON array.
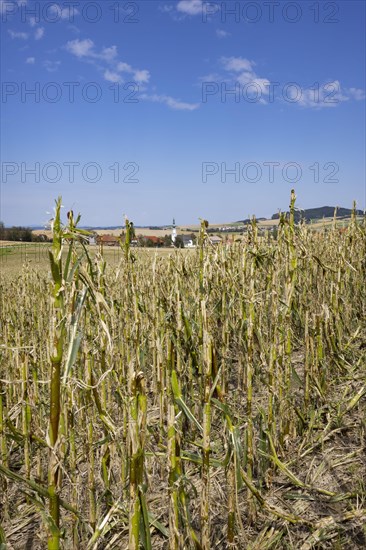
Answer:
[{"xmin": 271, "ymin": 206, "xmax": 364, "ymax": 221}]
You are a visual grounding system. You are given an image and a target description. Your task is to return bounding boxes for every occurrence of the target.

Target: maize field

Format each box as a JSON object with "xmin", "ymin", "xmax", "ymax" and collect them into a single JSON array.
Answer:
[{"xmin": 0, "ymin": 191, "xmax": 365, "ymax": 549}]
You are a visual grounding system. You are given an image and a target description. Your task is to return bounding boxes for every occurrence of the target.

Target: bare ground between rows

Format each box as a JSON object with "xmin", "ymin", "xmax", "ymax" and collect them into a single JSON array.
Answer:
[{"xmin": 1, "ymin": 341, "xmax": 366, "ymax": 549}]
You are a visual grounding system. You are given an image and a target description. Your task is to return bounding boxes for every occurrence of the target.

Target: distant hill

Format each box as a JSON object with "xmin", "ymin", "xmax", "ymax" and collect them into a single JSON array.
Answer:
[
  {"xmin": 235, "ymin": 217, "xmax": 267, "ymax": 224},
  {"xmin": 271, "ymin": 206, "xmax": 364, "ymax": 222}
]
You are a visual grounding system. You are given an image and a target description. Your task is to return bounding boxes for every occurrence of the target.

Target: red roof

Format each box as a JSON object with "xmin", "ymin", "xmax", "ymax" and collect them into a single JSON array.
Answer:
[
  {"xmin": 98, "ymin": 235, "xmax": 120, "ymax": 243},
  {"xmin": 145, "ymin": 236, "xmax": 162, "ymax": 243}
]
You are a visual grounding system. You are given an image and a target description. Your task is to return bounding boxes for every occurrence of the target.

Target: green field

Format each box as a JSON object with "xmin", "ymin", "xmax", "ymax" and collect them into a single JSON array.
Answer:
[{"xmin": 1, "ymin": 202, "xmax": 365, "ymax": 549}]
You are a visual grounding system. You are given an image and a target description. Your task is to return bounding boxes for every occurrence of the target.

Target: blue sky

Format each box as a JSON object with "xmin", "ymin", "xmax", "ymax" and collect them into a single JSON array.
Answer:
[{"xmin": 1, "ymin": 0, "xmax": 365, "ymax": 226}]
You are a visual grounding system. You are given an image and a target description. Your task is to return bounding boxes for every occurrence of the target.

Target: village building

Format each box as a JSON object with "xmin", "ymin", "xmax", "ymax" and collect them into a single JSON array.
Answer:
[
  {"xmin": 176, "ymin": 234, "xmax": 195, "ymax": 248},
  {"xmin": 171, "ymin": 219, "xmax": 196, "ymax": 248},
  {"xmin": 96, "ymin": 235, "xmax": 120, "ymax": 246},
  {"xmin": 141, "ymin": 236, "xmax": 164, "ymax": 246},
  {"xmin": 208, "ymin": 235, "xmax": 222, "ymax": 245},
  {"xmin": 88, "ymin": 232, "xmax": 97, "ymax": 245}
]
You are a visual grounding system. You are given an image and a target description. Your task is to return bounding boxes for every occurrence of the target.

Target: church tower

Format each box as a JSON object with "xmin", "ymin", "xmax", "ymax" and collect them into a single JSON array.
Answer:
[{"xmin": 172, "ymin": 218, "xmax": 177, "ymax": 244}]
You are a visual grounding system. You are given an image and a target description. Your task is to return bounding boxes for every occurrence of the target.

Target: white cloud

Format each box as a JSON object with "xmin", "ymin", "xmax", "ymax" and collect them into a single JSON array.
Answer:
[
  {"xmin": 347, "ymin": 87, "xmax": 365, "ymax": 101},
  {"xmin": 34, "ymin": 27, "xmax": 44, "ymax": 40},
  {"xmin": 64, "ymin": 38, "xmax": 192, "ymax": 108},
  {"xmin": 107, "ymin": 60, "xmax": 150, "ymax": 85},
  {"xmin": 65, "ymin": 39, "xmax": 120, "ymax": 63},
  {"xmin": 221, "ymin": 56, "xmax": 254, "ymax": 72},
  {"xmin": 296, "ymin": 81, "xmax": 349, "ymax": 108},
  {"xmin": 141, "ymin": 93, "xmax": 200, "ymax": 111},
  {"xmin": 117, "ymin": 62, "xmax": 133, "ymax": 73},
  {"xmin": 236, "ymin": 71, "xmax": 255, "ymax": 85},
  {"xmin": 29, "ymin": 16, "xmax": 37, "ymax": 27},
  {"xmin": 26, "ymin": 56, "xmax": 35, "ymax": 64},
  {"xmin": 216, "ymin": 29, "xmax": 230, "ymax": 38},
  {"xmin": 217, "ymin": 56, "xmax": 271, "ymax": 101},
  {"xmin": 176, "ymin": 0, "xmax": 203, "ymax": 15},
  {"xmin": 8, "ymin": 29, "xmax": 29, "ymax": 39},
  {"xmin": 236, "ymin": 72, "xmax": 270, "ymax": 94},
  {"xmin": 98, "ymin": 46, "xmax": 118, "ymax": 62},
  {"xmin": 44, "ymin": 60, "xmax": 61, "ymax": 72},
  {"xmin": 281, "ymin": 80, "xmax": 364, "ymax": 109},
  {"xmin": 104, "ymin": 70, "xmax": 122, "ymax": 83},
  {"xmin": 204, "ymin": 54, "xmax": 364, "ymax": 109},
  {"xmin": 65, "ymin": 38, "xmax": 94, "ymax": 57},
  {"xmin": 252, "ymin": 78, "xmax": 270, "ymax": 92},
  {"xmin": 133, "ymin": 69, "xmax": 150, "ymax": 84},
  {"xmin": 65, "ymin": 39, "xmax": 150, "ymax": 86}
]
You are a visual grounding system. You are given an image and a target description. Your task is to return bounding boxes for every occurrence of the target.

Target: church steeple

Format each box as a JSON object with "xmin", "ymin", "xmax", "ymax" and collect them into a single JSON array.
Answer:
[{"xmin": 172, "ymin": 218, "xmax": 177, "ymax": 244}]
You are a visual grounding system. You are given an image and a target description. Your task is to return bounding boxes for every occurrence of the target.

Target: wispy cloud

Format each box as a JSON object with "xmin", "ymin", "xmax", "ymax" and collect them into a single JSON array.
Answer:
[
  {"xmin": 221, "ymin": 56, "xmax": 254, "ymax": 72},
  {"xmin": 20, "ymin": 15, "xmax": 45, "ymax": 40},
  {"xmin": 294, "ymin": 81, "xmax": 358, "ymax": 109},
  {"xmin": 67, "ymin": 24, "xmax": 80, "ymax": 34},
  {"xmin": 133, "ymin": 69, "xmax": 150, "ymax": 84},
  {"xmin": 218, "ymin": 56, "xmax": 270, "ymax": 102},
  {"xmin": 216, "ymin": 29, "xmax": 230, "ymax": 39},
  {"xmin": 8, "ymin": 29, "xmax": 29, "ymax": 39},
  {"xmin": 65, "ymin": 38, "xmax": 195, "ymax": 110},
  {"xmin": 98, "ymin": 46, "xmax": 118, "ymax": 62},
  {"xmin": 65, "ymin": 38, "xmax": 94, "ymax": 58},
  {"xmin": 65, "ymin": 39, "xmax": 150, "ymax": 84},
  {"xmin": 26, "ymin": 56, "xmax": 35, "ymax": 64},
  {"xmin": 203, "ymin": 57, "xmax": 365, "ymax": 108},
  {"xmin": 44, "ymin": 60, "xmax": 61, "ymax": 72},
  {"xmin": 103, "ymin": 69, "xmax": 122, "ymax": 83},
  {"xmin": 65, "ymin": 40, "xmax": 121, "ymax": 64},
  {"xmin": 141, "ymin": 93, "xmax": 200, "ymax": 111},
  {"xmin": 163, "ymin": 0, "xmax": 218, "ymax": 20},
  {"xmin": 117, "ymin": 62, "xmax": 132, "ymax": 72},
  {"xmin": 347, "ymin": 87, "xmax": 365, "ymax": 101},
  {"xmin": 176, "ymin": 0, "xmax": 203, "ymax": 16},
  {"xmin": 34, "ymin": 27, "xmax": 44, "ymax": 40}
]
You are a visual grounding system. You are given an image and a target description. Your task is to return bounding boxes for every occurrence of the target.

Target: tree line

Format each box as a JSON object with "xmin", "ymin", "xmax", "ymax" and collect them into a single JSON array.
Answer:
[{"xmin": 0, "ymin": 222, "xmax": 50, "ymax": 242}]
